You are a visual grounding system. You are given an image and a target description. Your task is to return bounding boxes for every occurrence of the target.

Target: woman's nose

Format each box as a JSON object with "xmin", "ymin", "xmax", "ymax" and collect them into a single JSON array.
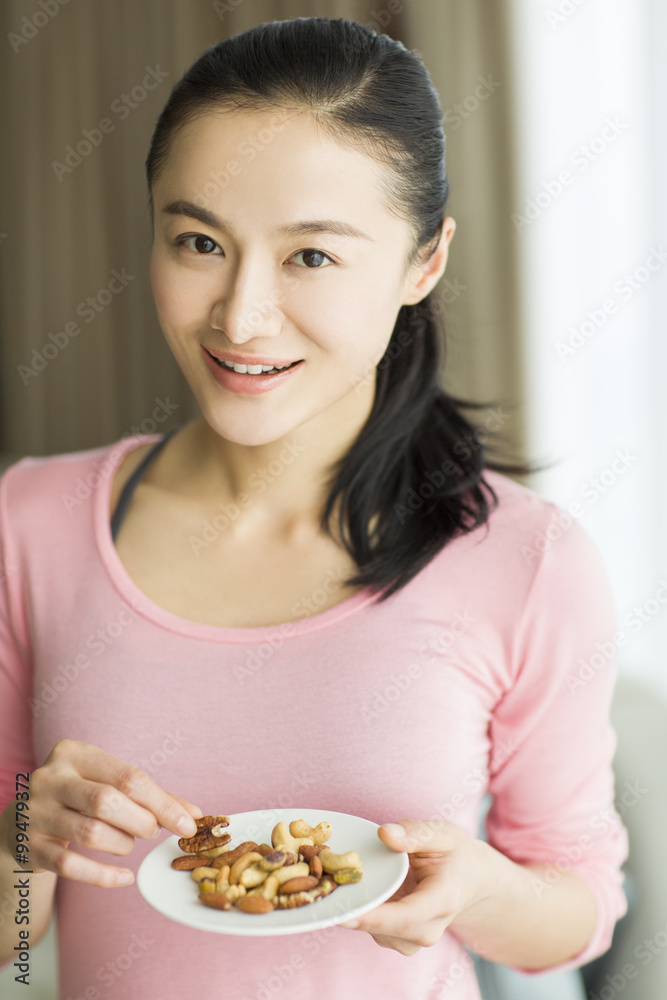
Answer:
[{"xmin": 211, "ymin": 265, "xmax": 283, "ymax": 343}]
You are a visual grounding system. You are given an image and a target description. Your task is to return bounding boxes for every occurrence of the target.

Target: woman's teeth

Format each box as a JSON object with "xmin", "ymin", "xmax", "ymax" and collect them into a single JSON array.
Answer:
[{"xmin": 211, "ymin": 356, "xmax": 296, "ymax": 375}]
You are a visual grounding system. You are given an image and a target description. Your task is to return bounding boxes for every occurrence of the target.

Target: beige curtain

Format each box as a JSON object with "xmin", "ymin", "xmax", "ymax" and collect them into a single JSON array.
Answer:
[{"xmin": 0, "ymin": 0, "xmax": 525, "ymax": 472}]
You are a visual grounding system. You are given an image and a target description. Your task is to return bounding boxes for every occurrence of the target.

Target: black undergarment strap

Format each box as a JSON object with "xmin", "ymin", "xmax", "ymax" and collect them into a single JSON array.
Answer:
[{"xmin": 110, "ymin": 425, "xmax": 182, "ymax": 543}]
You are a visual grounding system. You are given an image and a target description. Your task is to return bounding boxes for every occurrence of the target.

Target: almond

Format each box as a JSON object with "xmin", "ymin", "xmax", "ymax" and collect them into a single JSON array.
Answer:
[
  {"xmin": 198, "ymin": 892, "xmax": 232, "ymax": 910},
  {"xmin": 236, "ymin": 894, "xmax": 275, "ymax": 913},
  {"xmin": 279, "ymin": 876, "xmax": 319, "ymax": 894},
  {"xmin": 171, "ymin": 853, "xmax": 212, "ymax": 870}
]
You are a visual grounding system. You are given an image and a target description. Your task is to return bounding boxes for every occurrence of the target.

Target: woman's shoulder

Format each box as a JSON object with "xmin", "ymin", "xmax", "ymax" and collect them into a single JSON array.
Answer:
[
  {"xmin": 456, "ymin": 466, "xmax": 599, "ymax": 573},
  {"xmin": 0, "ymin": 434, "xmax": 160, "ymax": 523}
]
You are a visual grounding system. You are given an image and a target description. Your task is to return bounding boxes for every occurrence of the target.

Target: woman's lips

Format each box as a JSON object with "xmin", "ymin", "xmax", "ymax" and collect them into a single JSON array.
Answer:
[{"xmin": 201, "ymin": 346, "xmax": 305, "ymax": 395}]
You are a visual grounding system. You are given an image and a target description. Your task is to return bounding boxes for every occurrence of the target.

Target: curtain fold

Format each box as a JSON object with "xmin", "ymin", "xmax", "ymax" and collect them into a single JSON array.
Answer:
[{"xmin": 0, "ymin": 0, "xmax": 525, "ymax": 472}]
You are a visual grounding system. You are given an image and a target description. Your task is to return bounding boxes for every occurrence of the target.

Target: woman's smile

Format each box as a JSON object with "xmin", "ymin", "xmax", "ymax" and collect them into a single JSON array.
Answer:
[{"xmin": 201, "ymin": 344, "xmax": 305, "ymax": 395}]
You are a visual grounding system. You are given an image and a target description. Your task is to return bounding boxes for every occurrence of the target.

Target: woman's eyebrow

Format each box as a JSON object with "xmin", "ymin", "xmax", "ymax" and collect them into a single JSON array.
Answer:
[{"xmin": 162, "ymin": 200, "xmax": 373, "ymax": 241}]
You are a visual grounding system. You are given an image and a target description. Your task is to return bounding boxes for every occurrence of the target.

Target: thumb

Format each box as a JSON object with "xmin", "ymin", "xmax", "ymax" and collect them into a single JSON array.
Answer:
[{"xmin": 378, "ymin": 819, "xmax": 458, "ymax": 854}]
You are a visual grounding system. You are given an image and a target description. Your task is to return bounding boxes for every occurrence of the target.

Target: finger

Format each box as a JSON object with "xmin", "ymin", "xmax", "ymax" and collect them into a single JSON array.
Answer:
[
  {"xmin": 35, "ymin": 838, "xmax": 136, "ymax": 889},
  {"xmin": 379, "ymin": 820, "xmax": 458, "ymax": 855},
  {"xmin": 370, "ymin": 934, "xmax": 423, "ymax": 957},
  {"xmin": 342, "ymin": 877, "xmax": 447, "ymax": 938},
  {"xmin": 36, "ymin": 803, "xmax": 136, "ymax": 856},
  {"xmin": 56, "ymin": 775, "xmax": 171, "ymax": 842},
  {"xmin": 150, "ymin": 795, "xmax": 204, "ymax": 839},
  {"xmin": 171, "ymin": 795, "xmax": 203, "ymax": 820},
  {"xmin": 64, "ymin": 742, "xmax": 199, "ymax": 837}
]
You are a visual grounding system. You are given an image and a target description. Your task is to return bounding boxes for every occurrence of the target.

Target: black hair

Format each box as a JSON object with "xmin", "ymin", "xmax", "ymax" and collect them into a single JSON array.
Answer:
[{"xmin": 145, "ymin": 16, "xmax": 542, "ymax": 601}]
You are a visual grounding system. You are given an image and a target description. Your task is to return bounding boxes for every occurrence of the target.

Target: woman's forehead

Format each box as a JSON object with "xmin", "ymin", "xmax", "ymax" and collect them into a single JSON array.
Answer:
[{"xmin": 153, "ymin": 109, "xmax": 406, "ymax": 239}]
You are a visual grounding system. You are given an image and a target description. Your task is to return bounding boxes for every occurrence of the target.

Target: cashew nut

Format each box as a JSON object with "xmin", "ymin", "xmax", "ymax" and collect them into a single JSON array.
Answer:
[
  {"xmin": 229, "ymin": 851, "xmax": 263, "ymax": 885},
  {"xmin": 272, "ymin": 862, "xmax": 310, "ymax": 886},
  {"xmin": 239, "ymin": 863, "xmax": 269, "ymax": 889},
  {"xmin": 319, "ymin": 849, "xmax": 362, "ymax": 874},
  {"xmin": 289, "ymin": 819, "xmax": 332, "ymax": 845},
  {"xmin": 271, "ymin": 821, "xmax": 314, "ymax": 855}
]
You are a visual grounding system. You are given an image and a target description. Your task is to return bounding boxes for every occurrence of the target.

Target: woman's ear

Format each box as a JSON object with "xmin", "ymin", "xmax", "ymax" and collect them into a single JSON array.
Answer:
[{"xmin": 402, "ymin": 217, "xmax": 456, "ymax": 306}]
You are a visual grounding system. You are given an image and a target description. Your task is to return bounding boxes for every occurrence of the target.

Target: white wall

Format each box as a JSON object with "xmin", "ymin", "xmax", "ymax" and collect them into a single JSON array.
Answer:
[{"xmin": 508, "ymin": 0, "xmax": 666, "ymax": 698}]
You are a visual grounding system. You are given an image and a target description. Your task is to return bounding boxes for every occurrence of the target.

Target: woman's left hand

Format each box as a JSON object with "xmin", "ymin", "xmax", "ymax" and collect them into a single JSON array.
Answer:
[{"xmin": 340, "ymin": 819, "xmax": 494, "ymax": 956}]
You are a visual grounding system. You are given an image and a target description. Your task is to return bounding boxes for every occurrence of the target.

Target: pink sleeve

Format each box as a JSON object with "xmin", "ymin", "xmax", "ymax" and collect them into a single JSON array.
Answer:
[
  {"xmin": 486, "ymin": 509, "xmax": 629, "ymax": 973},
  {"xmin": 0, "ymin": 464, "xmax": 37, "ymax": 815}
]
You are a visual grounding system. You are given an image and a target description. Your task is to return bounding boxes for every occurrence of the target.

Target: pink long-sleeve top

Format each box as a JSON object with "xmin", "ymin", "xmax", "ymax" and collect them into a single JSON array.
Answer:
[{"xmin": 0, "ymin": 433, "xmax": 629, "ymax": 999}]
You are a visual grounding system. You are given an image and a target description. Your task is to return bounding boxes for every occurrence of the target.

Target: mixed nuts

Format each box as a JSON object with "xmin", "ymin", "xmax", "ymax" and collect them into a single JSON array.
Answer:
[{"xmin": 170, "ymin": 814, "xmax": 363, "ymax": 913}]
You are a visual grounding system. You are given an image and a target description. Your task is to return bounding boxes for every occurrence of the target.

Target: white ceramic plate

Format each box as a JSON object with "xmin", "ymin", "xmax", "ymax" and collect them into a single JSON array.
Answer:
[{"xmin": 137, "ymin": 807, "xmax": 410, "ymax": 936}]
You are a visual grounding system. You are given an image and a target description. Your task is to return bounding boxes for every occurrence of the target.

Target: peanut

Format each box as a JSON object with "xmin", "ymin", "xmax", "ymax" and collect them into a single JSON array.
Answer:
[
  {"xmin": 239, "ymin": 863, "xmax": 269, "ymax": 889},
  {"xmin": 191, "ymin": 866, "xmax": 219, "ymax": 883}
]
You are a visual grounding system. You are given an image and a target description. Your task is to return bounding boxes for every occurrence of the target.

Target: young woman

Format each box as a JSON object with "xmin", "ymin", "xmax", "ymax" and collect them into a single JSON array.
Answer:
[{"xmin": 0, "ymin": 17, "xmax": 628, "ymax": 1000}]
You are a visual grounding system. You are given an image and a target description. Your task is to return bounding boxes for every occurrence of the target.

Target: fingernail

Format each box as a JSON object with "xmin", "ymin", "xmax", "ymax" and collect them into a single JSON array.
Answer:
[
  {"xmin": 177, "ymin": 815, "xmax": 197, "ymax": 836},
  {"xmin": 381, "ymin": 823, "xmax": 407, "ymax": 840},
  {"xmin": 152, "ymin": 826, "xmax": 161, "ymax": 839},
  {"xmin": 340, "ymin": 919, "xmax": 359, "ymax": 929},
  {"xmin": 117, "ymin": 871, "xmax": 134, "ymax": 886}
]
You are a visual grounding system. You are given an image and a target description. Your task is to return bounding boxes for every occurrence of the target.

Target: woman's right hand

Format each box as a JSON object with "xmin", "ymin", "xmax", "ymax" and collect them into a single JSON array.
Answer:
[{"xmin": 0, "ymin": 739, "xmax": 202, "ymax": 888}]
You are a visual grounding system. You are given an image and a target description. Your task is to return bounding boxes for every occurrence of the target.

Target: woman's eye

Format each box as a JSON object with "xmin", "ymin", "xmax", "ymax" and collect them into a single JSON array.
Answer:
[
  {"xmin": 291, "ymin": 249, "xmax": 334, "ymax": 269},
  {"xmin": 177, "ymin": 235, "xmax": 223, "ymax": 255}
]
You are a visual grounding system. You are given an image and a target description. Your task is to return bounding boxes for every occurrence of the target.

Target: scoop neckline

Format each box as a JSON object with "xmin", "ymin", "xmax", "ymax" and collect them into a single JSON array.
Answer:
[{"xmin": 94, "ymin": 432, "xmax": 381, "ymax": 643}]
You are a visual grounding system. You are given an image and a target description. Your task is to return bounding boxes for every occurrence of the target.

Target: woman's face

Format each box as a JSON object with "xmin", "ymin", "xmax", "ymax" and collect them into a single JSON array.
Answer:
[{"xmin": 149, "ymin": 107, "xmax": 452, "ymax": 447}]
